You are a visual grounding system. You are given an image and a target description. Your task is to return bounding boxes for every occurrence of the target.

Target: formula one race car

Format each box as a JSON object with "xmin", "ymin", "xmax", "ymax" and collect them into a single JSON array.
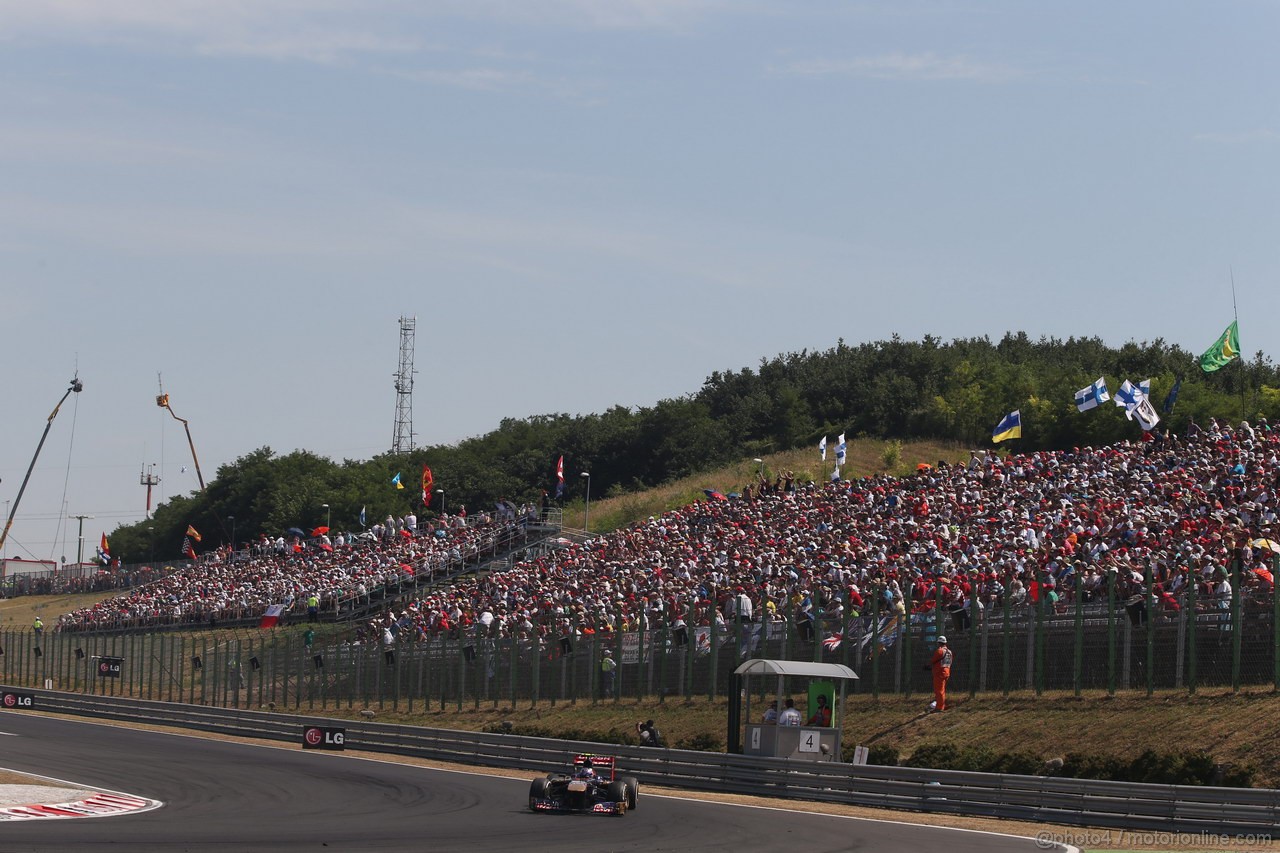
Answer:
[{"xmin": 528, "ymin": 754, "xmax": 640, "ymax": 815}]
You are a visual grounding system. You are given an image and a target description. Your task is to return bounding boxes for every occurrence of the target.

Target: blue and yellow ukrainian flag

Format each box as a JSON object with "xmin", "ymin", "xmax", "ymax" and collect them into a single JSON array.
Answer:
[{"xmin": 991, "ymin": 410, "xmax": 1022, "ymax": 443}]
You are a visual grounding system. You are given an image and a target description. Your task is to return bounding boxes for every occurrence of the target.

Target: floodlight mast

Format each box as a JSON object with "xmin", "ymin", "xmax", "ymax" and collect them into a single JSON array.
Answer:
[
  {"xmin": 156, "ymin": 375, "xmax": 206, "ymax": 490},
  {"xmin": 0, "ymin": 376, "xmax": 84, "ymax": 557}
]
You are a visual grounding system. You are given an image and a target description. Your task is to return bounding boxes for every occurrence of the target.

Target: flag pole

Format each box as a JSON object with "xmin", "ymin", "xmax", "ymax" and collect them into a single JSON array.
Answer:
[{"xmin": 1231, "ymin": 266, "xmax": 1247, "ymax": 420}]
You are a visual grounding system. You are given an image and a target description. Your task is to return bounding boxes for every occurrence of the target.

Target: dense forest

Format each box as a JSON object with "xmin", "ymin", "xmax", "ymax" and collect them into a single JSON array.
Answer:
[{"xmin": 109, "ymin": 332, "xmax": 1279, "ymax": 562}]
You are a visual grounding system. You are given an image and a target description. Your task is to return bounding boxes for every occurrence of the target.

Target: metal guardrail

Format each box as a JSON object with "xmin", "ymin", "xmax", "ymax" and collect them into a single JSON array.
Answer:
[{"xmin": 6, "ymin": 687, "xmax": 1277, "ymax": 835}]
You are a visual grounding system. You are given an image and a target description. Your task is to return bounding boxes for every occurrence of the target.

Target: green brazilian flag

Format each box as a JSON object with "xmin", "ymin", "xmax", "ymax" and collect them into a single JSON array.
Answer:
[{"xmin": 1199, "ymin": 320, "xmax": 1240, "ymax": 372}]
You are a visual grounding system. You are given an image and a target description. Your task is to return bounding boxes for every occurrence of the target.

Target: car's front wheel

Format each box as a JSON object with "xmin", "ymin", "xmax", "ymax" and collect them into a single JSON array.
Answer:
[
  {"xmin": 529, "ymin": 777, "xmax": 550, "ymax": 811},
  {"xmin": 621, "ymin": 775, "xmax": 639, "ymax": 810},
  {"xmin": 606, "ymin": 780, "xmax": 628, "ymax": 812}
]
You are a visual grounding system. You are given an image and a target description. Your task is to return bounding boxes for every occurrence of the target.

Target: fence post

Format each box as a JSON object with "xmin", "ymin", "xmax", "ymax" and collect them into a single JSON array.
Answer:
[
  {"xmin": 1122, "ymin": 611, "xmax": 1132, "ymax": 690},
  {"xmin": 840, "ymin": 588, "xmax": 852, "ymax": 673},
  {"xmin": 1001, "ymin": 570, "xmax": 1012, "ymax": 697},
  {"xmin": 684, "ymin": 602, "xmax": 696, "ymax": 700},
  {"xmin": 1187, "ymin": 560, "xmax": 1198, "ymax": 695},
  {"xmin": 869, "ymin": 587, "xmax": 881, "ymax": 700},
  {"xmin": 1034, "ymin": 579, "xmax": 1045, "ymax": 696},
  {"xmin": 1145, "ymin": 559, "xmax": 1155, "ymax": 697},
  {"xmin": 509, "ymin": 632, "xmax": 518, "ymax": 708},
  {"xmin": 730, "ymin": 604, "xmax": 740, "ymax": 678},
  {"xmin": 532, "ymin": 635, "xmax": 542, "ymax": 708},
  {"xmin": 1232, "ymin": 556, "xmax": 1242, "ymax": 694},
  {"xmin": 1107, "ymin": 568, "xmax": 1117, "ymax": 696},
  {"xmin": 710, "ymin": 608, "xmax": 720, "ymax": 701},
  {"xmin": 457, "ymin": 635, "xmax": 466, "ymax": 711},
  {"xmin": 211, "ymin": 638, "xmax": 222, "ymax": 708},
  {"xmin": 1073, "ymin": 568, "xmax": 1083, "ymax": 697},
  {"xmin": 200, "ymin": 635, "xmax": 209, "ymax": 706},
  {"xmin": 979, "ymin": 591, "xmax": 990, "ymax": 693},
  {"xmin": 901, "ymin": 580, "xmax": 913, "ymax": 699},
  {"xmin": 614, "ymin": 616, "xmax": 623, "ymax": 703},
  {"xmin": 657, "ymin": 607, "xmax": 668, "ymax": 704},
  {"xmin": 812, "ymin": 601, "xmax": 823, "ymax": 665},
  {"xmin": 636, "ymin": 619, "xmax": 646, "ymax": 702},
  {"xmin": 589, "ymin": 630, "xmax": 598, "ymax": 706},
  {"xmin": 968, "ymin": 578, "xmax": 978, "ymax": 699}
]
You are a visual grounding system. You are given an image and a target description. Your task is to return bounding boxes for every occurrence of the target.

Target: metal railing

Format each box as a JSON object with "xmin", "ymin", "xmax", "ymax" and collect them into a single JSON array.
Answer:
[
  {"xmin": 3, "ymin": 687, "xmax": 1275, "ymax": 836},
  {"xmin": 4, "ymin": 601, "xmax": 1280, "ymax": 714}
]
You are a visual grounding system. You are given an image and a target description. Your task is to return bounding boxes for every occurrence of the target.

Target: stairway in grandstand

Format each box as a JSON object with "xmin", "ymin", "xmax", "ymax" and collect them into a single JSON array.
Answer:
[{"xmin": 336, "ymin": 512, "xmax": 567, "ymax": 624}]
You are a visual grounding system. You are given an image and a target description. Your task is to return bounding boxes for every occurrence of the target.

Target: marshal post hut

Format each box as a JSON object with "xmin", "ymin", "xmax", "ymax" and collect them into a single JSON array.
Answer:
[{"xmin": 731, "ymin": 659, "xmax": 857, "ymax": 762}]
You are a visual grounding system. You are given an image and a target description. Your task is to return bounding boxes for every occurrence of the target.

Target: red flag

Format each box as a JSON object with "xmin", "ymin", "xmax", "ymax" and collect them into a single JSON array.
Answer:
[
  {"xmin": 422, "ymin": 465, "xmax": 434, "ymax": 506},
  {"xmin": 555, "ymin": 455, "xmax": 565, "ymax": 499}
]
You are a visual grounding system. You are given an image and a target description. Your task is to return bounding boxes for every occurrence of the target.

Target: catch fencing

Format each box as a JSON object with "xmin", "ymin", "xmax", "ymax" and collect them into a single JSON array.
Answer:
[{"xmin": 2, "ymin": 585, "xmax": 1278, "ymax": 713}]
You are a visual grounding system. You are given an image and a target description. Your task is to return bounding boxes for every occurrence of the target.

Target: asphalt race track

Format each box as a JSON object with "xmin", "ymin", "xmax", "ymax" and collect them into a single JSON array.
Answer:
[{"xmin": 0, "ymin": 713, "xmax": 1052, "ymax": 852}]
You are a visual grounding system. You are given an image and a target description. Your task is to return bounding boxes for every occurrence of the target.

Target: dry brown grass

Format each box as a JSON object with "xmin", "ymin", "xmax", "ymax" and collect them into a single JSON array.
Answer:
[
  {"xmin": 0, "ymin": 589, "xmax": 121, "ymax": 632},
  {"xmin": 304, "ymin": 686, "xmax": 1280, "ymax": 788},
  {"xmin": 565, "ymin": 437, "xmax": 971, "ymax": 531}
]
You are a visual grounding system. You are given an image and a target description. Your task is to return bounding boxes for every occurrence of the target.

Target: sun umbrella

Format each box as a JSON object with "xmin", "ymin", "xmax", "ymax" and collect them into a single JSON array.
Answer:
[
  {"xmin": 285, "ymin": 527, "xmax": 307, "ymax": 539},
  {"xmin": 311, "ymin": 526, "xmax": 330, "ymax": 537},
  {"xmin": 1251, "ymin": 538, "xmax": 1280, "ymax": 553}
]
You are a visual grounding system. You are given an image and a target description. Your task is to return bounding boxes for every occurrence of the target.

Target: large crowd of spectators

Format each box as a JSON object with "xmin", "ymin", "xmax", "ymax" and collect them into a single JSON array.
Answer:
[
  {"xmin": 52, "ymin": 418, "xmax": 1280, "ymax": 647},
  {"xmin": 361, "ymin": 417, "xmax": 1279, "ymax": 648},
  {"xmin": 54, "ymin": 503, "xmax": 540, "ymax": 632}
]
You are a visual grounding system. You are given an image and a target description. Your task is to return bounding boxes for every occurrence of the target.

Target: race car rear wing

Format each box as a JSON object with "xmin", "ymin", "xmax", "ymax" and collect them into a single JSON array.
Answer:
[{"xmin": 571, "ymin": 754, "xmax": 616, "ymax": 779}]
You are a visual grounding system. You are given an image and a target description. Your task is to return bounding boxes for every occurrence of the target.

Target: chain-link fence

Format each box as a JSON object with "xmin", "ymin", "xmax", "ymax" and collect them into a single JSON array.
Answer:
[{"xmin": 4, "ymin": 567, "xmax": 1278, "ymax": 711}]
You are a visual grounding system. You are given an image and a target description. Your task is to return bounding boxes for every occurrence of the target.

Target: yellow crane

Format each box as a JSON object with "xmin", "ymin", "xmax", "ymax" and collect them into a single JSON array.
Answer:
[{"xmin": 157, "ymin": 375, "xmax": 206, "ymax": 491}]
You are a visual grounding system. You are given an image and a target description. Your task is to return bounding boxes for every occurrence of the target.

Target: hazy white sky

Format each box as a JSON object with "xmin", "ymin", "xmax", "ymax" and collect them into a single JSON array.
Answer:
[{"xmin": 2, "ymin": 1, "xmax": 1276, "ymax": 560}]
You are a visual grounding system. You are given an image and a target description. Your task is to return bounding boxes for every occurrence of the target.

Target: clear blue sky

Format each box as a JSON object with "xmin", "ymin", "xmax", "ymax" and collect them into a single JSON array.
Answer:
[{"xmin": 2, "ymin": 1, "xmax": 1276, "ymax": 561}]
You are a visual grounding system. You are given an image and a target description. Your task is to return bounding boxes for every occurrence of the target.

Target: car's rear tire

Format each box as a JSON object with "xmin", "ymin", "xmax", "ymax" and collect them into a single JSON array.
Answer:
[
  {"xmin": 607, "ymin": 780, "xmax": 628, "ymax": 811},
  {"xmin": 529, "ymin": 777, "xmax": 550, "ymax": 811},
  {"xmin": 621, "ymin": 776, "xmax": 639, "ymax": 810}
]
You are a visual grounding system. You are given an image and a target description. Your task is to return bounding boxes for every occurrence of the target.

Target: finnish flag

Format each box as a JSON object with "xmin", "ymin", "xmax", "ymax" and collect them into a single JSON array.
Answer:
[
  {"xmin": 1074, "ymin": 377, "xmax": 1110, "ymax": 412},
  {"xmin": 835, "ymin": 433, "xmax": 847, "ymax": 465},
  {"xmin": 818, "ymin": 436, "xmax": 828, "ymax": 461},
  {"xmin": 1114, "ymin": 380, "xmax": 1141, "ymax": 418},
  {"xmin": 1114, "ymin": 380, "xmax": 1160, "ymax": 430}
]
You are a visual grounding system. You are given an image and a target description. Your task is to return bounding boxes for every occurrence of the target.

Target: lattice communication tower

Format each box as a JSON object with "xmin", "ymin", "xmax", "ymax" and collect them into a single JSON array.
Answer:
[{"xmin": 391, "ymin": 316, "xmax": 417, "ymax": 454}]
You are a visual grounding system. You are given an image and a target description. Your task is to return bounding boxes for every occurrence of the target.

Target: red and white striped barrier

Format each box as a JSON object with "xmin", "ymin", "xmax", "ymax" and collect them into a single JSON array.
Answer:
[{"xmin": 0, "ymin": 791, "xmax": 158, "ymax": 821}]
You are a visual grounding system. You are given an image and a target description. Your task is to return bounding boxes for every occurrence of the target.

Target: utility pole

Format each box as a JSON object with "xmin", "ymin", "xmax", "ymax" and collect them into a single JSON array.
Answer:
[
  {"xmin": 73, "ymin": 514, "xmax": 94, "ymax": 566},
  {"xmin": 140, "ymin": 463, "xmax": 160, "ymax": 518}
]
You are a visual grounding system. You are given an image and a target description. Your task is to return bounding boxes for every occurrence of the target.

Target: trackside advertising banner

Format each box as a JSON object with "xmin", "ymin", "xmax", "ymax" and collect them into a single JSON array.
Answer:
[{"xmin": 302, "ymin": 726, "xmax": 346, "ymax": 750}]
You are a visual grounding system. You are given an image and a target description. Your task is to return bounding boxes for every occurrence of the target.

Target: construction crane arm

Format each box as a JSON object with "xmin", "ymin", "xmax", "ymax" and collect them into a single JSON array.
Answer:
[{"xmin": 0, "ymin": 377, "xmax": 84, "ymax": 556}]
